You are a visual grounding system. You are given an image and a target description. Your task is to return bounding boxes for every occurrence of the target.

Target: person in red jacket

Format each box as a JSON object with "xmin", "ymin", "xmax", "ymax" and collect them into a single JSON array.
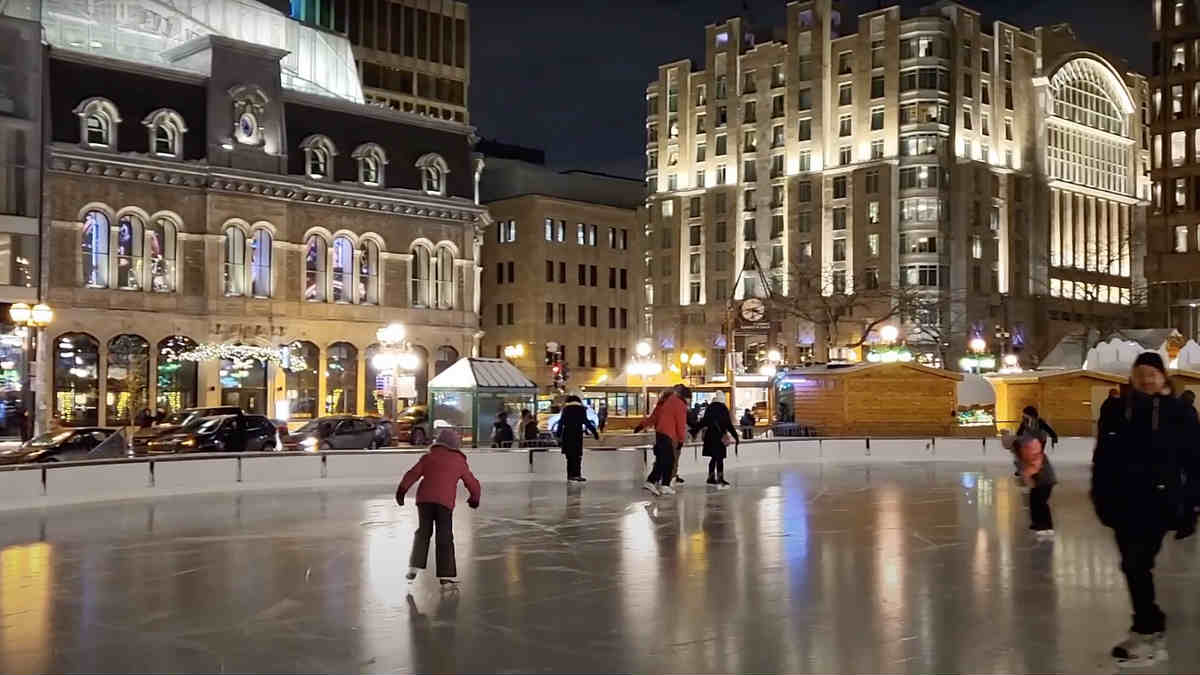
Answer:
[
  {"xmin": 396, "ymin": 428, "xmax": 481, "ymax": 586},
  {"xmin": 634, "ymin": 385, "xmax": 691, "ymax": 495}
]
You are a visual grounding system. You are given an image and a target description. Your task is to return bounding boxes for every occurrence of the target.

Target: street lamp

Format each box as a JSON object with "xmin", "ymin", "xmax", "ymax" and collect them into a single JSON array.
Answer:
[
  {"xmin": 8, "ymin": 303, "xmax": 52, "ymax": 436},
  {"xmin": 880, "ymin": 324, "xmax": 899, "ymax": 344},
  {"xmin": 502, "ymin": 343, "xmax": 526, "ymax": 360},
  {"xmin": 680, "ymin": 351, "xmax": 706, "ymax": 384},
  {"xmin": 627, "ymin": 340, "xmax": 661, "ymax": 415}
]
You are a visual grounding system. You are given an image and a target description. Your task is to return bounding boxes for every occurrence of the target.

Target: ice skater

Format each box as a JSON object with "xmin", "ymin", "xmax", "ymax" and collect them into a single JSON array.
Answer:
[
  {"xmin": 396, "ymin": 429, "xmax": 482, "ymax": 586},
  {"xmin": 1016, "ymin": 405, "xmax": 1058, "ymax": 448},
  {"xmin": 633, "ymin": 386, "xmax": 689, "ymax": 496},
  {"xmin": 1092, "ymin": 352, "xmax": 1200, "ymax": 666},
  {"xmin": 700, "ymin": 392, "xmax": 738, "ymax": 487},
  {"xmin": 1012, "ymin": 433, "xmax": 1056, "ymax": 536},
  {"xmin": 555, "ymin": 394, "xmax": 600, "ymax": 482}
]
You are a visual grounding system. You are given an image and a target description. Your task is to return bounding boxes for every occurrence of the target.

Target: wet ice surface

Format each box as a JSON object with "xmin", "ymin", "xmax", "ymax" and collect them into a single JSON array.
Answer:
[{"xmin": 2, "ymin": 462, "xmax": 1200, "ymax": 673}]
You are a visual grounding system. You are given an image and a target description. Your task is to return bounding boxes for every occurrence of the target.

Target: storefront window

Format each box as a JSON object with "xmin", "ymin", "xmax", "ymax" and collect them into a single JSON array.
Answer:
[
  {"xmin": 106, "ymin": 334, "xmax": 149, "ymax": 425},
  {"xmin": 156, "ymin": 336, "xmax": 197, "ymax": 415},
  {"xmin": 285, "ymin": 340, "xmax": 319, "ymax": 419},
  {"xmin": 53, "ymin": 333, "xmax": 99, "ymax": 426},
  {"xmin": 364, "ymin": 343, "xmax": 385, "ymax": 416},
  {"xmin": 0, "ymin": 326, "xmax": 26, "ymax": 436},
  {"xmin": 219, "ymin": 347, "xmax": 267, "ymax": 414},
  {"xmin": 325, "ymin": 342, "xmax": 357, "ymax": 414}
]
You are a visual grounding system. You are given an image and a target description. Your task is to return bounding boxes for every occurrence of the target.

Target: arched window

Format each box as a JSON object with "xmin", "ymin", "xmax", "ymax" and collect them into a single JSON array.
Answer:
[
  {"xmin": 285, "ymin": 340, "xmax": 320, "ymax": 419},
  {"xmin": 219, "ymin": 345, "xmax": 267, "ymax": 414},
  {"xmin": 156, "ymin": 336, "xmax": 197, "ymax": 413},
  {"xmin": 352, "ymin": 143, "xmax": 388, "ymax": 186},
  {"xmin": 73, "ymin": 97, "xmax": 121, "ymax": 149},
  {"xmin": 300, "ymin": 135, "xmax": 338, "ymax": 180},
  {"xmin": 147, "ymin": 217, "xmax": 177, "ymax": 292},
  {"xmin": 224, "ymin": 226, "xmax": 247, "ymax": 296},
  {"xmin": 81, "ymin": 210, "xmax": 110, "ymax": 288},
  {"xmin": 305, "ymin": 234, "xmax": 328, "ymax": 302},
  {"xmin": 141, "ymin": 108, "xmax": 188, "ymax": 159},
  {"xmin": 359, "ymin": 240, "xmax": 380, "ymax": 305},
  {"xmin": 434, "ymin": 244, "xmax": 455, "ymax": 309},
  {"xmin": 434, "ymin": 345, "xmax": 459, "ymax": 375},
  {"xmin": 114, "ymin": 214, "xmax": 144, "ymax": 291},
  {"xmin": 410, "ymin": 244, "xmax": 431, "ymax": 307},
  {"xmin": 250, "ymin": 228, "xmax": 272, "ymax": 298},
  {"xmin": 331, "ymin": 236, "xmax": 354, "ymax": 303},
  {"xmin": 106, "ymin": 334, "xmax": 149, "ymax": 426},
  {"xmin": 326, "ymin": 342, "xmax": 358, "ymax": 415},
  {"xmin": 415, "ymin": 153, "xmax": 450, "ymax": 196},
  {"xmin": 53, "ymin": 333, "xmax": 100, "ymax": 426}
]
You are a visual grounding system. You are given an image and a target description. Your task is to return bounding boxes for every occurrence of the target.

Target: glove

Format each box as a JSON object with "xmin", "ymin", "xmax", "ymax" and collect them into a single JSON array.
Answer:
[
  {"xmin": 395, "ymin": 487, "xmax": 405, "ymax": 507},
  {"xmin": 632, "ymin": 425, "xmax": 644, "ymax": 434},
  {"xmin": 468, "ymin": 498, "xmax": 480, "ymax": 509}
]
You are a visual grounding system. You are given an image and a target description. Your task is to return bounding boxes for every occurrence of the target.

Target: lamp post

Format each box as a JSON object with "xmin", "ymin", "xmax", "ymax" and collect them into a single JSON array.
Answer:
[
  {"xmin": 372, "ymin": 322, "xmax": 420, "ymax": 418},
  {"xmin": 760, "ymin": 348, "xmax": 783, "ymax": 427},
  {"xmin": 502, "ymin": 343, "xmax": 526, "ymax": 360},
  {"xmin": 679, "ymin": 351, "xmax": 706, "ymax": 384},
  {"xmin": 959, "ymin": 337, "xmax": 991, "ymax": 374},
  {"xmin": 9, "ymin": 303, "xmax": 52, "ymax": 436},
  {"xmin": 626, "ymin": 340, "xmax": 661, "ymax": 415}
]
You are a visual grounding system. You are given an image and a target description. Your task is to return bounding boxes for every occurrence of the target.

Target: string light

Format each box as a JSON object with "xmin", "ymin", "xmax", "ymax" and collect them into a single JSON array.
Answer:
[{"xmin": 170, "ymin": 343, "xmax": 308, "ymax": 372}]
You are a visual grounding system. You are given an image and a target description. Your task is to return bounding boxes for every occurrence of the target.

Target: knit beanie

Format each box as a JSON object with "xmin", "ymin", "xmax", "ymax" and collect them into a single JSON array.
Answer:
[{"xmin": 1133, "ymin": 351, "xmax": 1167, "ymax": 376}]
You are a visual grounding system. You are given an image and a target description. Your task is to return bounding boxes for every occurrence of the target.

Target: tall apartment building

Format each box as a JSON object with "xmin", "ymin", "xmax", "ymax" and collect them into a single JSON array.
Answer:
[
  {"xmin": 289, "ymin": 0, "xmax": 470, "ymax": 122},
  {"xmin": 644, "ymin": 0, "xmax": 1149, "ymax": 377},
  {"xmin": 479, "ymin": 151, "xmax": 644, "ymax": 393},
  {"xmin": 1148, "ymin": 0, "xmax": 1200, "ymax": 339}
]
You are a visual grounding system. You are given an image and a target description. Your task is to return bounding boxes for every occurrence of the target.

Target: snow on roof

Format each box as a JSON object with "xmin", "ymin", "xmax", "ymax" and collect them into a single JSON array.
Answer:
[
  {"xmin": 428, "ymin": 358, "xmax": 538, "ymax": 390},
  {"xmin": 782, "ymin": 361, "xmax": 963, "ymax": 381}
]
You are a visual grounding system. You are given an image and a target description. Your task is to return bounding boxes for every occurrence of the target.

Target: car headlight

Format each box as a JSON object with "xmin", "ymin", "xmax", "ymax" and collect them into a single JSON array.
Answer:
[
  {"xmin": 300, "ymin": 437, "xmax": 319, "ymax": 451},
  {"xmin": 181, "ymin": 438, "xmax": 196, "ymax": 447}
]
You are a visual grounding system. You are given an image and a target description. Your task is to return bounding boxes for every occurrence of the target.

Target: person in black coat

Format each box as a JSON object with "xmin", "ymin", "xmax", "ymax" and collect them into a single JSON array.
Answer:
[
  {"xmin": 555, "ymin": 396, "xmax": 599, "ymax": 482},
  {"xmin": 1093, "ymin": 352, "xmax": 1200, "ymax": 666},
  {"xmin": 739, "ymin": 409, "xmax": 756, "ymax": 439},
  {"xmin": 491, "ymin": 411, "xmax": 515, "ymax": 448},
  {"xmin": 701, "ymin": 394, "xmax": 738, "ymax": 487}
]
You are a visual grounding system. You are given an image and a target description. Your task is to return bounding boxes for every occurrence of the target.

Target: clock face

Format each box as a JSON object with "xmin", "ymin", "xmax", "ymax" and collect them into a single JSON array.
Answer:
[
  {"xmin": 235, "ymin": 112, "xmax": 259, "ymax": 144},
  {"xmin": 741, "ymin": 298, "xmax": 766, "ymax": 322}
]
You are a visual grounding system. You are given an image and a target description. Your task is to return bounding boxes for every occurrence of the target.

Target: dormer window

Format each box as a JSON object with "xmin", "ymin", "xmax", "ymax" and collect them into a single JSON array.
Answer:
[
  {"xmin": 73, "ymin": 97, "xmax": 122, "ymax": 150},
  {"xmin": 299, "ymin": 134, "xmax": 338, "ymax": 181},
  {"xmin": 351, "ymin": 143, "xmax": 388, "ymax": 186},
  {"xmin": 415, "ymin": 152, "xmax": 450, "ymax": 196},
  {"xmin": 141, "ymin": 108, "xmax": 188, "ymax": 159}
]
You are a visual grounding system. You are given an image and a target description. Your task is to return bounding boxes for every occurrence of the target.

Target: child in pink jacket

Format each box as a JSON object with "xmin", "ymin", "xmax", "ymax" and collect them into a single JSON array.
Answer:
[{"xmin": 396, "ymin": 428, "xmax": 481, "ymax": 585}]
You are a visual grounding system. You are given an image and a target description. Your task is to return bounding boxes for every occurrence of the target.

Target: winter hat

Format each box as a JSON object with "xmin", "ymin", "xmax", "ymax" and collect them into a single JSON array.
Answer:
[
  {"xmin": 1133, "ymin": 351, "xmax": 1167, "ymax": 376},
  {"xmin": 431, "ymin": 428, "xmax": 462, "ymax": 452},
  {"xmin": 1022, "ymin": 405, "xmax": 1038, "ymax": 418}
]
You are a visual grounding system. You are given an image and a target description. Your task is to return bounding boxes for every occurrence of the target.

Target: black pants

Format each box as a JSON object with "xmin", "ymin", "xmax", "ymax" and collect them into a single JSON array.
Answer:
[
  {"xmin": 646, "ymin": 433, "xmax": 676, "ymax": 486},
  {"xmin": 1029, "ymin": 484, "xmax": 1054, "ymax": 530},
  {"xmin": 410, "ymin": 503, "xmax": 457, "ymax": 578},
  {"xmin": 708, "ymin": 456, "xmax": 725, "ymax": 478},
  {"xmin": 1115, "ymin": 526, "xmax": 1170, "ymax": 634},
  {"xmin": 565, "ymin": 450, "xmax": 582, "ymax": 479}
]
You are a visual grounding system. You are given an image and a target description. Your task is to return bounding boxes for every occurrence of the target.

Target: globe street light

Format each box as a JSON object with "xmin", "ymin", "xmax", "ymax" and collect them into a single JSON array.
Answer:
[
  {"xmin": 374, "ymin": 322, "xmax": 420, "ymax": 416},
  {"xmin": 880, "ymin": 324, "xmax": 899, "ymax": 344},
  {"xmin": 968, "ymin": 337, "xmax": 987, "ymax": 354},
  {"xmin": 635, "ymin": 340, "xmax": 652, "ymax": 358},
  {"xmin": 627, "ymin": 340, "xmax": 661, "ymax": 415},
  {"xmin": 503, "ymin": 343, "xmax": 526, "ymax": 360}
]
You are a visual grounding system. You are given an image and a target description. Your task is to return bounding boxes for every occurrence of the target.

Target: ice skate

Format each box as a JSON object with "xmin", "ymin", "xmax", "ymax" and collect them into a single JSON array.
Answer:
[
  {"xmin": 1034, "ymin": 529, "xmax": 1055, "ymax": 538},
  {"xmin": 1112, "ymin": 631, "xmax": 1167, "ymax": 667},
  {"xmin": 406, "ymin": 567, "xmax": 419, "ymax": 581},
  {"xmin": 643, "ymin": 482, "xmax": 661, "ymax": 496},
  {"xmin": 659, "ymin": 485, "xmax": 676, "ymax": 495}
]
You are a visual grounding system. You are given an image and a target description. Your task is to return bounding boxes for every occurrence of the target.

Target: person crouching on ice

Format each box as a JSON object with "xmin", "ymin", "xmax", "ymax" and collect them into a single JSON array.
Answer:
[
  {"xmin": 1012, "ymin": 433, "xmax": 1057, "ymax": 537},
  {"xmin": 396, "ymin": 428, "xmax": 481, "ymax": 587}
]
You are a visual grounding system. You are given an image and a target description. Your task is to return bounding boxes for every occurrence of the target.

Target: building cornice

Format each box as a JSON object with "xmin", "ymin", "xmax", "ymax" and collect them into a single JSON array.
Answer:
[
  {"xmin": 48, "ymin": 145, "xmax": 489, "ymax": 226},
  {"xmin": 282, "ymin": 89, "xmax": 476, "ymax": 138},
  {"xmin": 49, "ymin": 49, "xmax": 208, "ymax": 86},
  {"xmin": 1046, "ymin": 179, "xmax": 1147, "ymax": 205}
]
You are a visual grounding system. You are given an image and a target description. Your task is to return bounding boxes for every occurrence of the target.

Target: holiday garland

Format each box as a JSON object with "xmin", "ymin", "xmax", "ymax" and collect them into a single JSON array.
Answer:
[{"xmin": 170, "ymin": 342, "xmax": 308, "ymax": 372}]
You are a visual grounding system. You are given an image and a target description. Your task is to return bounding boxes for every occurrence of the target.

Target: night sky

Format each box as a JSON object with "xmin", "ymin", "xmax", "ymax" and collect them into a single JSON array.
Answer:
[{"xmin": 467, "ymin": 0, "xmax": 1151, "ymax": 179}]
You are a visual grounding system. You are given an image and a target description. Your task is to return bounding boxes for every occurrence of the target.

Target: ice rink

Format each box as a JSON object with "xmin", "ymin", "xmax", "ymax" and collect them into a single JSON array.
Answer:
[{"xmin": 1, "ymin": 459, "xmax": 1199, "ymax": 673}]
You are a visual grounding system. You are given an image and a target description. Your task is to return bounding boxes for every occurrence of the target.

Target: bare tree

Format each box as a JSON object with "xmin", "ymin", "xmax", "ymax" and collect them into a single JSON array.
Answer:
[
  {"xmin": 767, "ymin": 260, "xmax": 919, "ymax": 360},
  {"xmin": 905, "ymin": 290, "xmax": 973, "ymax": 368}
]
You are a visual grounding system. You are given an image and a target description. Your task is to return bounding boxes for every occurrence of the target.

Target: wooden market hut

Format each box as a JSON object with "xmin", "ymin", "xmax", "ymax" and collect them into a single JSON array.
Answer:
[
  {"xmin": 985, "ymin": 369, "xmax": 1128, "ymax": 437},
  {"xmin": 781, "ymin": 362, "xmax": 962, "ymax": 436}
]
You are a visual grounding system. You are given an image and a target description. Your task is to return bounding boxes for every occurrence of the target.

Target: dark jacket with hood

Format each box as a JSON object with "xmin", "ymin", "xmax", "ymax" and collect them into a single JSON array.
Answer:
[
  {"xmin": 700, "ymin": 401, "xmax": 738, "ymax": 459},
  {"xmin": 1092, "ymin": 391, "xmax": 1200, "ymax": 530},
  {"xmin": 555, "ymin": 401, "xmax": 599, "ymax": 454}
]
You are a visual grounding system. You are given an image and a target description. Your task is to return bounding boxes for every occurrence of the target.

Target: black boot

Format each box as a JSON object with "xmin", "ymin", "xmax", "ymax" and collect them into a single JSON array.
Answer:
[{"xmin": 707, "ymin": 474, "xmax": 717, "ymax": 485}]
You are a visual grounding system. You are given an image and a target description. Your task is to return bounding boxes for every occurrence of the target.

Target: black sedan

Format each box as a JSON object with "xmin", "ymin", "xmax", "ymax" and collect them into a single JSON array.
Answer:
[
  {"xmin": 145, "ymin": 414, "xmax": 279, "ymax": 454},
  {"xmin": 288, "ymin": 416, "xmax": 379, "ymax": 451},
  {"xmin": 0, "ymin": 428, "xmax": 124, "ymax": 464},
  {"xmin": 130, "ymin": 406, "xmax": 242, "ymax": 455}
]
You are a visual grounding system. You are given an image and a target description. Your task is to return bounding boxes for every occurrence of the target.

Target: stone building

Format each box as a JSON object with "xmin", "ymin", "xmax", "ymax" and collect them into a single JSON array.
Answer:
[
  {"xmin": 642, "ymin": 0, "xmax": 1149, "ymax": 376},
  {"xmin": 478, "ymin": 149, "xmax": 644, "ymax": 394},
  {"xmin": 24, "ymin": 0, "xmax": 487, "ymax": 428}
]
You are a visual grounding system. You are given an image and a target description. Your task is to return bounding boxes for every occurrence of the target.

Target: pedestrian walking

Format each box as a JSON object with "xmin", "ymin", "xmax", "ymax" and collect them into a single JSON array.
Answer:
[
  {"xmin": 701, "ymin": 393, "xmax": 738, "ymax": 487},
  {"xmin": 1092, "ymin": 352, "xmax": 1200, "ymax": 666},
  {"xmin": 633, "ymin": 387, "xmax": 689, "ymax": 496},
  {"xmin": 1012, "ymin": 433, "xmax": 1057, "ymax": 535},
  {"xmin": 491, "ymin": 411, "xmax": 514, "ymax": 448},
  {"xmin": 598, "ymin": 404, "xmax": 608, "ymax": 433},
  {"xmin": 396, "ymin": 429, "xmax": 481, "ymax": 587},
  {"xmin": 739, "ymin": 409, "xmax": 755, "ymax": 440},
  {"xmin": 555, "ymin": 395, "xmax": 599, "ymax": 482},
  {"xmin": 518, "ymin": 408, "xmax": 539, "ymax": 446}
]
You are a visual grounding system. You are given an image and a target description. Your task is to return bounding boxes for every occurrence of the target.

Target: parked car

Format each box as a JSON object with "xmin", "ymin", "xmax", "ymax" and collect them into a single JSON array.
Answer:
[
  {"xmin": 130, "ymin": 406, "xmax": 243, "ymax": 455},
  {"xmin": 392, "ymin": 405, "xmax": 430, "ymax": 446},
  {"xmin": 0, "ymin": 428, "xmax": 124, "ymax": 464},
  {"xmin": 144, "ymin": 414, "xmax": 279, "ymax": 454},
  {"xmin": 288, "ymin": 416, "xmax": 380, "ymax": 451}
]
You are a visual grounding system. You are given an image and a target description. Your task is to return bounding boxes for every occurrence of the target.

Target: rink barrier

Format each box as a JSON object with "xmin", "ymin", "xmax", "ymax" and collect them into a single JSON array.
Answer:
[{"xmin": 0, "ymin": 435, "xmax": 1098, "ymax": 512}]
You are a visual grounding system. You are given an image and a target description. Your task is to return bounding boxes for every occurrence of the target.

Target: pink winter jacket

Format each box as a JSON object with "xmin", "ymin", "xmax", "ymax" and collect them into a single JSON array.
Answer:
[{"xmin": 396, "ymin": 446, "xmax": 482, "ymax": 510}]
